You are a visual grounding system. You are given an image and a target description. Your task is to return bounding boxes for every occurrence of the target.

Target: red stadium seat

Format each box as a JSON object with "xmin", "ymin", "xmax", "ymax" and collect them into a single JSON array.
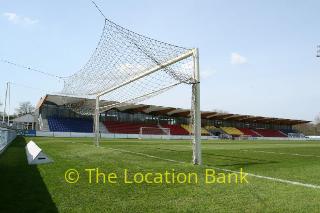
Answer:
[
  {"xmin": 237, "ymin": 128, "xmax": 261, "ymax": 137},
  {"xmin": 104, "ymin": 121, "xmax": 160, "ymax": 134},
  {"xmin": 254, "ymin": 129, "xmax": 287, "ymax": 137},
  {"xmin": 161, "ymin": 124, "xmax": 190, "ymax": 135}
]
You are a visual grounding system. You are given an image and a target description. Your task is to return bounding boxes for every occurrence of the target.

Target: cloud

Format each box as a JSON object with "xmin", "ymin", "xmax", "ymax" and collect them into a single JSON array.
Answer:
[
  {"xmin": 3, "ymin": 12, "xmax": 19, "ymax": 23},
  {"xmin": 230, "ymin": 52, "xmax": 247, "ymax": 64},
  {"xmin": 201, "ymin": 69, "xmax": 216, "ymax": 79},
  {"xmin": 3, "ymin": 12, "xmax": 39, "ymax": 26}
]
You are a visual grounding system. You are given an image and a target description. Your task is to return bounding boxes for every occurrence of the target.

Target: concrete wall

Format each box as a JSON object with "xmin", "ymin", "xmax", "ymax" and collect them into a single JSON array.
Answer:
[{"xmin": 0, "ymin": 128, "xmax": 17, "ymax": 154}]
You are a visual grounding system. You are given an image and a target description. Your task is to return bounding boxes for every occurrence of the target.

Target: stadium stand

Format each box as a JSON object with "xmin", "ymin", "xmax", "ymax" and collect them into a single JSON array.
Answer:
[
  {"xmin": 254, "ymin": 129, "xmax": 287, "ymax": 137},
  {"xmin": 205, "ymin": 125, "xmax": 217, "ymax": 131},
  {"xmin": 201, "ymin": 128, "xmax": 210, "ymax": 136},
  {"xmin": 181, "ymin": 124, "xmax": 192, "ymax": 134},
  {"xmin": 237, "ymin": 128, "xmax": 261, "ymax": 137},
  {"xmin": 46, "ymin": 117, "xmax": 292, "ymax": 138},
  {"xmin": 205, "ymin": 126, "xmax": 224, "ymax": 136},
  {"xmin": 161, "ymin": 124, "xmax": 189, "ymax": 135},
  {"xmin": 221, "ymin": 127, "xmax": 243, "ymax": 136},
  {"xmin": 181, "ymin": 124, "xmax": 210, "ymax": 135},
  {"xmin": 36, "ymin": 95, "xmax": 310, "ymax": 139},
  {"xmin": 48, "ymin": 117, "xmax": 93, "ymax": 133}
]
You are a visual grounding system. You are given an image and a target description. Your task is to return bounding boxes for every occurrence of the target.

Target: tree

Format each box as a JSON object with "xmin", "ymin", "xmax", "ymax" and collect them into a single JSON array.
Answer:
[
  {"xmin": 15, "ymin": 101, "xmax": 35, "ymax": 116},
  {"xmin": 294, "ymin": 113, "xmax": 320, "ymax": 136},
  {"xmin": 315, "ymin": 113, "xmax": 320, "ymax": 124}
]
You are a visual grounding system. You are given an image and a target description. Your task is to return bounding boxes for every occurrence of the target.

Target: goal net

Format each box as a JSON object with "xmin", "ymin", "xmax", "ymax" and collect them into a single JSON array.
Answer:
[
  {"xmin": 59, "ymin": 18, "xmax": 201, "ymax": 164},
  {"xmin": 139, "ymin": 127, "xmax": 171, "ymax": 140},
  {"xmin": 288, "ymin": 133, "xmax": 305, "ymax": 138},
  {"xmin": 237, "ymin": 135, "xmax": 254, "ymax": 140}
]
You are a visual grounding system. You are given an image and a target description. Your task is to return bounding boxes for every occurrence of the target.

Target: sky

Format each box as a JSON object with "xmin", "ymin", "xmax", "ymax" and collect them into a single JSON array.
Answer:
[{"xmin": 0, "ymin": 0, "xmax": 319, "ymax": 121}]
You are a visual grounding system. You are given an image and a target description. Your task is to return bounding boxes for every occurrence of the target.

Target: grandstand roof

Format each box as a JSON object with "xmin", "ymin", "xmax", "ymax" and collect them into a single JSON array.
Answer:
[{"xmin": 38, "ymin": 94, "xmax": 310, "ymax": 125}]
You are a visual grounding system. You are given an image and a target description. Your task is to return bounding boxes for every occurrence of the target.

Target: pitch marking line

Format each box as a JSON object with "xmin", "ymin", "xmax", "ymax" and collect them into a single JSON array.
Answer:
[
  {"xmin": 241, "ymin": 149, "xmax": 320, "ymax": 158},
  {"xmin": 108, "ymin": 147, "xmax": 186, "ymax": 164},
  {"xmin": 105, "ymin": 147, "xmax": 320, "ymax": 190}
]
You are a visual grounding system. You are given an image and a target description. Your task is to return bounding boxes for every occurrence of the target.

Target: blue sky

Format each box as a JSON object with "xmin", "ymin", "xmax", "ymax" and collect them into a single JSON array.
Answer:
[{"xmin": 0, "ymin": 0, "xmax": 319, "ymax": 121}]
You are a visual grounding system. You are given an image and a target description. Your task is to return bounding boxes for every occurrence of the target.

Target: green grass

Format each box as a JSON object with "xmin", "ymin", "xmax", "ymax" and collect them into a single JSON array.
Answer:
[{"xmin": 1, "ymin": 137, "xmax": 320, "ymax": 212}]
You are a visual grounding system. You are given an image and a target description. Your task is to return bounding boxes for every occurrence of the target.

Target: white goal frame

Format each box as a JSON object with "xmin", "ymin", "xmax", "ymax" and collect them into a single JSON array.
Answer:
[
  {"xmin": 94, "ymin": 48, "xmax": 201, "ymax": 165},
  {"xmin": 237, "ymin": 135, "xmax": 254, "ymax": 140},
  {"xmin": 288, "ymin": 133, "xmax": 305, "ymax": 138},
  {"xmin": 139, "ymin": 127, "xmax": 171, "ymax": 139}
]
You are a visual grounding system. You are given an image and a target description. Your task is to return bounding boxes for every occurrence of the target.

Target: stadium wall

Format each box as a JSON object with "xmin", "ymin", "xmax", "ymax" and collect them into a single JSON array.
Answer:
[
  {"xmin": 255, "ymin": 137, "xmax": 306, "ymax": 141},
  {"xmin": 35, "ymin": 131, "xmax": 218, "ymax": 140},
  {"xmin": 34, "ymin": 131, "xmax": 311, "ymax": 141},
  {"xmin": 0, "ymin": 128, "xmax": 17, "ymax": 154}
]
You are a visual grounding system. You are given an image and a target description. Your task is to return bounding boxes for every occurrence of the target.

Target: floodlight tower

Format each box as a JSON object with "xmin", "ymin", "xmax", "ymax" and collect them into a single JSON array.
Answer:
[{"xmin": 2, "ymin": 82, "xmax": 10, "ymax": 125}]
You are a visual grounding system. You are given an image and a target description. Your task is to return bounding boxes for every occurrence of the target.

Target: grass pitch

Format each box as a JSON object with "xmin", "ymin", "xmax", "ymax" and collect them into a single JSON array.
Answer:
[{"xmin": 1, "ymin": 136, "xmax": 320, "ymax": 212}]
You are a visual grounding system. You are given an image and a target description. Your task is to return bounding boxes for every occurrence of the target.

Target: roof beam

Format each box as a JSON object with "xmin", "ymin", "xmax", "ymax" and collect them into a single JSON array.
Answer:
[
  {"xmin": 201, "ymin": 112, "xmax": 218, "ymax": 119},
  {"xmin": 149, "ymin": 108, "xmax": 176, "ymax": 115},
  {"xmin": 167, "ymin": 109, "xmax": 188, "ymax": 115}
]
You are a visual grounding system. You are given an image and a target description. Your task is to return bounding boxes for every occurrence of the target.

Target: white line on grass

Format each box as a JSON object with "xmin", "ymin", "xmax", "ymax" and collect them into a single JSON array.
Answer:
[
  {"xmin": 108, "ymin": 147, "xmax": 187, "ymax": 164},
  {"xmin": 241, "ymin": 149, "xmax": 320, "ymax": 158},
  {"xmin": 104, "ymin": 146, "xmax": 320, "ymax": 190}
]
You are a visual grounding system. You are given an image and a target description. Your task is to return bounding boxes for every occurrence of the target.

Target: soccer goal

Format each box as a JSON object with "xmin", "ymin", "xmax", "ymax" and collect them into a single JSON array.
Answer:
[
  {"xmin": 60, "ymin": 18, "xmax": 201, "ymax": 165},
  {"xmin": 139, "ymin": 127, "xmax": 171, "ymax": 140},
  {"xmin": 238, "ymin": 135, "xmax": 254, "ymax": 140},
  {"xmin": 288, "ymin": 133, "xmax": 305, "ymax": 138}
]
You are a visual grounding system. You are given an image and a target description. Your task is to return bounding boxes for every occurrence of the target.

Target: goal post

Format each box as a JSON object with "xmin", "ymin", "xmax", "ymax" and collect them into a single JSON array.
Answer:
[
  {"xmin": 94, "ymin": 96, "xmax": 100, "ymax": 147},
  {"xmin": 192, "ymin": 48, "xmax": 201, "ymax": 165}
]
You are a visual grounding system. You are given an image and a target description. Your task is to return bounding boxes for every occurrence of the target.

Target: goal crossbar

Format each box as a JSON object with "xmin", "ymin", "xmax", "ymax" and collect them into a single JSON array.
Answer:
[{"xmin": 96, "ymin": 49, "xmax": 194, "ymax": 98}]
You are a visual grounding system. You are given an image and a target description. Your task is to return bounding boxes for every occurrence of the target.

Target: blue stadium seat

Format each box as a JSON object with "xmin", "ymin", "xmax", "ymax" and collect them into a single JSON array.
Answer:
[{"xmin": 48, "ymin": 117, "xmax": 93, "ymax": 133}]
